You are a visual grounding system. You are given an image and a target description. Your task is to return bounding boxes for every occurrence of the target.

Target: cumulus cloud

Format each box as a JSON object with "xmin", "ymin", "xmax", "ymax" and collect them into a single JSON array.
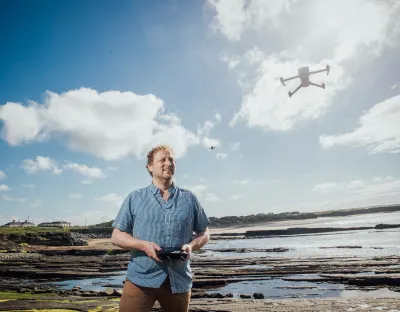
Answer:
[
  {"xmin": 0, "ymin": 88, "xmax": 200, "ymax": 161},
  {"xmin": 313, "ymin": 176, "xmax": 400, "ymax": 201},
  {"xmin": 320, "ymin": 94, "xmax": 400, "ymax": 154},
  {"xmin": 20, "ymin": 156, "xmax": 105, "ymax": 178},
  {"xmin": 208, "ymin": 0, "xmax": 400, "ymax": 132},
  {"xmin": 0, "ymin": 184, "xmax": 10, "ymax": 191},
  {"xmin": 95, "ymin": 193, "xmax": 123, "ymax": 207},
  {"xmin": 63, "ymin": 162, "xmax": 105, "ymax": 179},
  {"xmin": 21, "ymin": 156, "xmax": 62, "ymax": 175},
  {"xmin": 208, "ymin": 0, "xmax": 298, "ymax": 42},
  {"xmin": 0, "ymin": 170, "xmax": 6, "ymax": 180},
  {"xmin": 186, "ymin": 184, "xmax": 219, "ymax": 204}
]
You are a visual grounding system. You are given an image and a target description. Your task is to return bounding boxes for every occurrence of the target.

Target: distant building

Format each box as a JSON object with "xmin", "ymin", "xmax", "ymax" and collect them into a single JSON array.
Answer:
[
  {"xmin": 2, "ymin": 220, "xmax": 36, "ymax": 227},
  {"xmin": 37, "ymin": 221, "xmax": 71, "ymax": 228}
]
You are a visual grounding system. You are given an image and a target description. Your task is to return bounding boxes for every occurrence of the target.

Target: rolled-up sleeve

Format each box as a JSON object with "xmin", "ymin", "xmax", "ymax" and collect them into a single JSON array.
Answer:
[
  {"xmin": 112, "ymin": 192, "xmax": 135, "ymax": 234},
  {"xmin": 191, "ymin": 192, "xmax": 210, "ymax": 233}
]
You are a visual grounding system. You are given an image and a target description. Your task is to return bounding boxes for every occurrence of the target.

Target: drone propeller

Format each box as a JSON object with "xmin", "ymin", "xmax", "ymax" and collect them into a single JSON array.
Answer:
[{"xmin": 326, "ymin": 65, "xmax": 330, "ymax": 75}]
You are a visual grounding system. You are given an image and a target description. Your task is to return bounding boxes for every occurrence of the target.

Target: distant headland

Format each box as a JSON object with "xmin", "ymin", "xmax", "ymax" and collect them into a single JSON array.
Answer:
[{"xmin": 91, "ymin": 204, "xmax": 400, "ymax": 229}]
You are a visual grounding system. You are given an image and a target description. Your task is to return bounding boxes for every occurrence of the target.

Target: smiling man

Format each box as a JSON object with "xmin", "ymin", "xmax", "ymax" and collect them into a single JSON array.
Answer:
[{"xmin": 111, "ymin": 144, "xmax": 210, "ymax": 312}]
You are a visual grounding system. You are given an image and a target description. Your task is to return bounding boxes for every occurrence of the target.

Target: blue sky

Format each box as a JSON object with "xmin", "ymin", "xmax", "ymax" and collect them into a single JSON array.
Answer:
[{"xmin": 1, "ymin": 0, "xmax": 400, "ymax": 226}]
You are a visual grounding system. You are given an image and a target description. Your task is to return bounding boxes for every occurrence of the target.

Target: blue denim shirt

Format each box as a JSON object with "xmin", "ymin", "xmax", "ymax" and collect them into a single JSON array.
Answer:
[{"xmin": 112, "ymin": 183, "xmax": 210, "ymax": 293}]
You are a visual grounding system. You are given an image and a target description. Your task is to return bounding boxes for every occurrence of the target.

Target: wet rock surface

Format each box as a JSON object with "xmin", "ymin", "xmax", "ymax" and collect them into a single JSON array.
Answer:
[
  {"xmin": 1, "ymin": 248, "xmax": 399, "ymax": 295},
  {"xmin": 0, "ymin": 293, "xmax": 400, "ymax": 311}
]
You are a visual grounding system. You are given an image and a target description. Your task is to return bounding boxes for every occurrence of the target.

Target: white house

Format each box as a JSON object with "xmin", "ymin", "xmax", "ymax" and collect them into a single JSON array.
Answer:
[
  {"xmin": 37, "ymin": 221, "xmax": 72, "ymax": 228},
  {"xmin": 2, "ymin": 220, "xmax": 36, "ymax": 227}
]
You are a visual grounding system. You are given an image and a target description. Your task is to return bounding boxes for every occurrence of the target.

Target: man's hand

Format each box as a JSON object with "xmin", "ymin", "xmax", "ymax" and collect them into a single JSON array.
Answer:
[
  {"xmin": 181, "ymin": 244, "xmax": 193, "ymax": 260},
  {"xmin": 141, "ymin": 241, "xmax": 162, "ymax": 262}
]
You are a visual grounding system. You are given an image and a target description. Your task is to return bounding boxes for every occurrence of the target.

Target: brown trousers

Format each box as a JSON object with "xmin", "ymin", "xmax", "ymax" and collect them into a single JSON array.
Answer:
[{"xmin": 119, "ymin": 276, "xmax": 191, "ymax": 312}]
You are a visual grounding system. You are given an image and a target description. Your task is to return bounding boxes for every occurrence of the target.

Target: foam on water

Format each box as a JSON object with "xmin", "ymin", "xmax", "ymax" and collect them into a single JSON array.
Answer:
[{"xmin": 203, "ymin": 229, "xmax": 400, "ymax": 259}]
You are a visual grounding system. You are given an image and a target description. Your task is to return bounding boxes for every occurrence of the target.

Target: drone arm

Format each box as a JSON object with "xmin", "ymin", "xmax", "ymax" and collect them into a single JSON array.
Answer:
[
  {"xmin": 289, "ymin": 83, "xmax": 302, "ymax": 97},
  {"xmin": 282, "ymin": 75, "xmax": 298, "ymax": 82},
  {"xmin": 309, "ymin": 81, "xmax": 325, "ymax": 89},
  {"xmin": 310, "ymin": 65, "xmax": 330, "ymax": 76},
  {"xmin": 309, "ymin": 69, "xmax": 327, "ymax": 75}
]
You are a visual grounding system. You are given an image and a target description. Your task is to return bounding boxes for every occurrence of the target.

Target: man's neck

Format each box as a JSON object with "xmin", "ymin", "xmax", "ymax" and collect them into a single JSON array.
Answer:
[{"xmin": 152, "ymin": 178, "xmax": 173, "ymax": 191}]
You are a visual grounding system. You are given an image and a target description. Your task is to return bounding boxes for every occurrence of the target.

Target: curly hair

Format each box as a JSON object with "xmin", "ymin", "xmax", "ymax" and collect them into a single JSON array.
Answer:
[{"xmin": 146, "ymin": 144, "xmax": 174, "ymax": 176}]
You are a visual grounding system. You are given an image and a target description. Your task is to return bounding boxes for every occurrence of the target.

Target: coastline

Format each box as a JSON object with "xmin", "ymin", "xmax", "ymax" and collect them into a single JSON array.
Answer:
[{"xmin": 0, "ymin": 211, "xmax": 399, "ymax": 311}]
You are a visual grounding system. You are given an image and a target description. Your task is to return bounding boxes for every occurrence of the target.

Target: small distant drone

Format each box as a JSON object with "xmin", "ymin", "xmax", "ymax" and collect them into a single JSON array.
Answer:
[
  {"xmin": 208, "ymin": 146, "xmax": 217, "ymax": 150},
  {"xmin": 280, "ymin": 65, "xmax": 330, "ymax": 97}
]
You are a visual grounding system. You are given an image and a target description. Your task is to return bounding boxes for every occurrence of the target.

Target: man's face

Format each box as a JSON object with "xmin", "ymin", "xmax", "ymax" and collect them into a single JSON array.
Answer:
[{"xmin": 149, "ymin": 149, "xmax": 175, "ymax": 180}]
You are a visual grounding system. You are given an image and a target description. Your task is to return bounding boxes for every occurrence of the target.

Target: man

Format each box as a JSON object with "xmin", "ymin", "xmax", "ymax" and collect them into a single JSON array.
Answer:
[{"xmin": 111, "ymin": 144, "xmax": 211, "ymax": 312}]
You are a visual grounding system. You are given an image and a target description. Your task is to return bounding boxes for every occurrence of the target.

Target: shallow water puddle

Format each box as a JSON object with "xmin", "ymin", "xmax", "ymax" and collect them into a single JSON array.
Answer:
[
  {"xmin": 51, "ymin": 270, "xmax": 126, "ymax": 291},
  {"xmin": 205, "ymin": 275, "xmax": 400, "ymax": 299}
]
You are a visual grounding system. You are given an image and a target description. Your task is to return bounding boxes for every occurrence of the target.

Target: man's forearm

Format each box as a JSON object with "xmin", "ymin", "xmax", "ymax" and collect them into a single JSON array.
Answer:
[
  {"xmin": 111, "ymin": 229, "xmax": 145, "ymax": 251},
  {"xmin": 189, "ymin": 229, "xmax": 210, "ymax": 251}
]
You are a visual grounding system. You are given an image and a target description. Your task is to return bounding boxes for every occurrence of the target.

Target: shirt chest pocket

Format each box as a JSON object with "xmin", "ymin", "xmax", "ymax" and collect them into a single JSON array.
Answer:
[{"xmin": 170, "ymin": 208, "xmax": 191, "ymax": 223}]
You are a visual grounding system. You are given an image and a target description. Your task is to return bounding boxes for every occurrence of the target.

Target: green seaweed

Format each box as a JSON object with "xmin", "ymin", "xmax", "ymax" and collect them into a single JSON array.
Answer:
[{"xmin": 0, "ymin": 291, "xmax": 53, "ymax": 300}]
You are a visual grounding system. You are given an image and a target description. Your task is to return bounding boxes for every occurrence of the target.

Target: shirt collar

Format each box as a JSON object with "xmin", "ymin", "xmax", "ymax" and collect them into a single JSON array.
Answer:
[{"xmin": 149, "ymin": 181, "xmax": 176, "ymax": 195}]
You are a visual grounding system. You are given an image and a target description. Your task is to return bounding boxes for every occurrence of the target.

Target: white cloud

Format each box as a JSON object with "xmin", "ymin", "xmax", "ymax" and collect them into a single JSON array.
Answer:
[
  {"xmin": 81, "ymin": 180, "xmax": 92, "ymax": 185},
  {"xmin": 214, "ymin": 113, "xmax": 221, "ymax": 122},
  {"xmin": 0, "ymin": 184, "xmax": 10, "ymax": 191},
  {"xmin": 63, "ymin": 162, "xmax": 105, "ymax": 178},
  {"xmin": 0, "ymin": 170, "xmax": 6, "ymax": 180},
  {"xmin": 69, "ymin": 193, "xmax": 82, "ymax": 199},
  {"xmin": 198, "ymin": 120, "xmax": 215, "ymax": 136},
  {"xmin": 209, "ymin": 0, "xmax": 400, "ymax": 133},
  {"xmin": 208, "ymin": 0, "xmax": 298, "ymax": 42},
  {"xmin": 226, "ymin": 52, "xmax": 349, "ymax": 132},
  {"xmin": 312, "ymin": 176, "xmax": 400, "ymax": 199},
  {"xmin": 391, "ymin": 83, "xmax": 399, "ymax": 90},
  {"xmin": 21, "ymin": 156, "xmax": 62, "ymax": 175},
  {"xmin": 95, "ymin": 193, "xmax": 123, "ymax": 207},
  {"xmin": 20, "ymin": 156, "xmax": 106, "ymax": 178},
  {"xmin": 185, "ymin": 184, "xmax": 219, "ymax": 204},
  {"xmin": 216, "ymin": 152, "xmax": 228, "ymax": 159},
  {"xmin": 0, "ymin": 88, "xmax": 200, "ymax": 161},
  {"xmin": 319, "ymin": 94, "xmax": 400, "ymax": 154}
]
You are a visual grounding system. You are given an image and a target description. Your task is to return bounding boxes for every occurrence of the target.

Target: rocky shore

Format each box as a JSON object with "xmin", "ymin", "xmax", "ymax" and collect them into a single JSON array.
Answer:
[
  {"xmin": 1, "ymin": 216, "xmax": 399, "ymax": 311},
  {"xmin": 1, "ymin": 244, "xmax": 399, "ymax": 311}
]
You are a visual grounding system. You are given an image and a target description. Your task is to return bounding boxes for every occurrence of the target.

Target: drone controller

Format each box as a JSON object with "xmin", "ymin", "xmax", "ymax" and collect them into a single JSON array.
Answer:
[{"xmin": 156, "ymin": 249, "xmax": 188, "ymax": 261}]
